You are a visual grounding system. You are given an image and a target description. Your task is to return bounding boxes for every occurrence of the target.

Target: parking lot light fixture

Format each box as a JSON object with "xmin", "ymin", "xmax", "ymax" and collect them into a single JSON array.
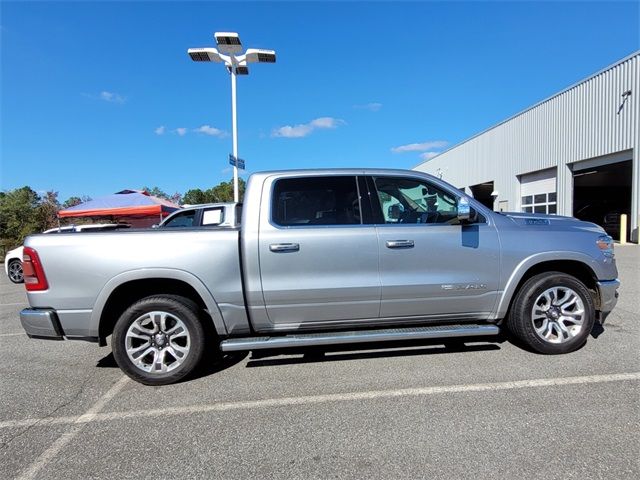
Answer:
[
  {"xmin": 187, "ymin": 48, "xmax": 223, "ymax": 63},
  {"xmin": 188, "ymin": 32, "xmax": 277, "ymax": 203}
]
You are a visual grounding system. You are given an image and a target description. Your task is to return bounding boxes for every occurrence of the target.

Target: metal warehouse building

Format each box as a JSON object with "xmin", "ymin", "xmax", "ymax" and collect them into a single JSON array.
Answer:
[{"xmin": 415, "ymin": 51, "xmax": 639, "ymax": 242}]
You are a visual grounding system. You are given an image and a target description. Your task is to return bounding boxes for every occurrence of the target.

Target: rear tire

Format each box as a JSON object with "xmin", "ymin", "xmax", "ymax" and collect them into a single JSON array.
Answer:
[
  {"xmin": 8, "ymin": 259, "xmax": 23, "ymax": 284},
  {"xmin": 507, "ymin": 272, "xmax": 595, "ymax": 354},
  {"xmin": 112, "ymin": 295, "xmax": 206, "ymax": 385}
]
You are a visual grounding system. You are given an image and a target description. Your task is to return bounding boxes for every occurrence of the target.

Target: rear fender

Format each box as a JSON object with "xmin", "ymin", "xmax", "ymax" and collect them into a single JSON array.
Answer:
[{"xmin": 91, "ymin": 268, "xmax": 228, "ymax": 336}]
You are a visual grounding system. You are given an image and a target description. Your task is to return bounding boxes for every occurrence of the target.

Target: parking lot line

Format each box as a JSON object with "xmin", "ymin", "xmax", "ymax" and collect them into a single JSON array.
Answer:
[
  {"xmin": 0, "ymin": 302, "xmax": 27, "ymax": 307},
  {"xmin": 0, "ymin": 333, "xmax": 25, "ymax": 337},
  {"xmin": 2, "ymin": 372, "xmax": 638, "ymax": 433},
  {"xmin": 15, "ymin": 375, "xmax": 129, "ymax": 480}
]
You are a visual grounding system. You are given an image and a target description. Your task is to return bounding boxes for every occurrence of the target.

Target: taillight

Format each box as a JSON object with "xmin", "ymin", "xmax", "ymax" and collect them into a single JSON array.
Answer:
[{"xmin": 23, "ymin": 247, "xmax": 49, "ymax": 291}]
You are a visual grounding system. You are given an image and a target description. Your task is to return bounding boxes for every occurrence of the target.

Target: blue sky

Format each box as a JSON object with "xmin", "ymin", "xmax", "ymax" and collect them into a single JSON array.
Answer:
[{"xmin": 2, "ymin": 1, "xmax": 639, "ymax": 202}]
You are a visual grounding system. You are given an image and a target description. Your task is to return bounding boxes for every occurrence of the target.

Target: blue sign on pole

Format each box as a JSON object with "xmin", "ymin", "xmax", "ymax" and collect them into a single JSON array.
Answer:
[{"xmin": 229, "ymin": 154, "xmax": 245, "ymax": 170}]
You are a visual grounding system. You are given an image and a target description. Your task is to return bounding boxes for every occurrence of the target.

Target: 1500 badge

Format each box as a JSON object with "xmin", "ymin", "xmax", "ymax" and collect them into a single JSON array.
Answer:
[{"xmin": 441, "ymin": 283, "xmax": 488, "ymax": 291}]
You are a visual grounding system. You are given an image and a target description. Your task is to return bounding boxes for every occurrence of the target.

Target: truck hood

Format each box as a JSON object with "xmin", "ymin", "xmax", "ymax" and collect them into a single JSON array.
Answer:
[{"xmin": 498, "ymin": 211, "xmax": 606, "ymax": 234}]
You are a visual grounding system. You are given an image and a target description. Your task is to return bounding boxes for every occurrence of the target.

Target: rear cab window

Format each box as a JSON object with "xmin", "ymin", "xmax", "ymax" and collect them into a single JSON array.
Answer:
[{"xmin": 271, "ymin": 176, "xmax": 361, "ymax": 226}]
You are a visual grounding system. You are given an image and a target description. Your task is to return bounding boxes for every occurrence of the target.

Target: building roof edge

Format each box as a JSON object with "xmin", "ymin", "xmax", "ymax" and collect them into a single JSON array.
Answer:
[{"xmin": 414, "ymin": 50, "xmax": 640, "ymax": 170}]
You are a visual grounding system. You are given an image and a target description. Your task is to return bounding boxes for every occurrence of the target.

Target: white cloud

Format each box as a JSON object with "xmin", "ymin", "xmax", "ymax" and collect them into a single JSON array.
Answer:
[
  {"xmin": 354, "ymin": 102, "xmax": 382, "ymax": 112},
  {"xmin": 154, "ymin": 126, "xmax": 166, "ymax": 136},
  {"xmin": 194, "ymin": 125, "xmax": 227, "ymax": 137},
  {"xmin": 391, "ymin": 140, "xmax": 448, "ymax": 154},
  {"xmin": 99, "ymin": 91, "xmax": 126, "ymax": 104},
  {"xmin": 175, "ymin": 127, "xmax": 187, "ymax": 136},
  {"xmin": 272, "ymin": 124, "xmax": 313, "ymax": 138},
  {"xmin": 272, "ymin": 117, "xmax": 345, "ymax": 138},
  {"xmin": 419, "ymin": 152, "xmax": 441, "ymax": 160},
  {"xmin": 310, "ymin": 117, "xmax": 344, "ymax": 128},
  {"xmin": 82, "ymin": 91, "xmax": 126, "ymax": 104}
]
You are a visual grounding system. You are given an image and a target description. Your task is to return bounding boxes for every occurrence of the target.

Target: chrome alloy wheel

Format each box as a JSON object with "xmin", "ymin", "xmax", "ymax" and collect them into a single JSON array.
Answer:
[
  {"xmin": 8, "ymin": 261, "xmax": 23, "ymax": 283},
  {"xmin": 531, "ymin": 286, "xmax": 585, "ymax": 344},
  {"xmin": 125, "ymin": 311, "xmax": 191, "ymax": 374}
]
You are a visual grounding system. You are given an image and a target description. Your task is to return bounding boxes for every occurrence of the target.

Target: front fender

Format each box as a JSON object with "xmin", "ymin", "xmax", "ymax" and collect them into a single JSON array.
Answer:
[
  {"xmin": 90, "ymin": 268, "xmax": 228, "ymax": 336},
  {"xmin": 494, "ymin": 251, "xmax": 601, "ymax": 320}
]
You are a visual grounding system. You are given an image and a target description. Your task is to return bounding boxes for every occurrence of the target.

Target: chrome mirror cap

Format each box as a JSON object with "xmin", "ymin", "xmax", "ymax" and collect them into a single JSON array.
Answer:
[{"xmin": 457, "ymin": 197, "xmax": 471, "ymax": 222}]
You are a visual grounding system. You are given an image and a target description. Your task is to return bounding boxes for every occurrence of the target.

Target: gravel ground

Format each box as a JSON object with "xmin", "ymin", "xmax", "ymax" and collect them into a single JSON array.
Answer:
[{"xmin": 1, "ymin": 246, "xmax": 638, "ymax": 479}]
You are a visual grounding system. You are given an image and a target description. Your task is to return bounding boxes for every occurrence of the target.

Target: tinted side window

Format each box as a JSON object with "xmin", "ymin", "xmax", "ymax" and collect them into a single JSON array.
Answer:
[
  {"xmin": 373, "ymin": 176, "xmax": 467, "ymax": 225},
  {"xmin": 272, "ymin": 176, "xmax": 361, "ymax": 226},
  {"xmin": 163, "ymin": 210, "xmax": 196, "ymax": 228}
]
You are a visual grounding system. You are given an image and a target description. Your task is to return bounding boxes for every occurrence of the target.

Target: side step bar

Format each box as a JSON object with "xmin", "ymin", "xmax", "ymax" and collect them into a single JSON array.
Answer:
[{"xmin": 220, "ymin": 324, "xmax": 500, "ymax": 352}]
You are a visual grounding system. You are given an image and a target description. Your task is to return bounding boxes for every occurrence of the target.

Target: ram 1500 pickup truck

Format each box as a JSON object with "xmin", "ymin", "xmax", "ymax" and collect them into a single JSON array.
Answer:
[{"xmin": 19, "ymin": 169, "xmax": 620, "ymax": 385}]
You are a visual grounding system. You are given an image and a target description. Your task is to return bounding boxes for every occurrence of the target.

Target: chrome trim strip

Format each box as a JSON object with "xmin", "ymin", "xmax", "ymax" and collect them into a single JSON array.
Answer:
[
  {"xmin": 264, "ymin": 312, "xmax": 488, "ymax": 331},
  {"xmin": 220, "ymin": 324, "xmax": 500, "ymax": 351}
]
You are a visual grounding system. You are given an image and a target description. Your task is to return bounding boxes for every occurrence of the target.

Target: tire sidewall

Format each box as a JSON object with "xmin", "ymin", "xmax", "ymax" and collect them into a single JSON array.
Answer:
[
  {"xmin": 511, "ymin": 273, "xmax": 595, "ymax": 354},
  {"xmin": 112, "ymin": 296, "xmax": 205, "ymax": 385}
]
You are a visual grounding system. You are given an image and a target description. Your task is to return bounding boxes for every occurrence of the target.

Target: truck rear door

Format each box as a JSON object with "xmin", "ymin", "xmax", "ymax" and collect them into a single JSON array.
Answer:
[{"xmin": 257, "ymin": 175, "xmax": 380, "ymax": 328}]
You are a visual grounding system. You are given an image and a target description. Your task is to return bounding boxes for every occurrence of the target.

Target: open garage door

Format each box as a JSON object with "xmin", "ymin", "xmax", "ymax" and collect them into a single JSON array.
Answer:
[
  {"xmin": 573, "ymin": 160, "xmax": 632, "ymax": 241},
  {"xmin": 469, "ymin": 181, "xmax": 494, "ymax": 210}
]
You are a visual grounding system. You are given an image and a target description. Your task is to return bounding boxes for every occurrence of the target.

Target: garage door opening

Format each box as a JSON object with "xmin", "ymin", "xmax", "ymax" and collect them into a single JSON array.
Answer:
[
  {"xmin": 573, "ymin": 160, "xmax": 632, "ymax": 241},
  {"xmin": 469, "ymin": 182, "xmax": 494, "ymax": 210}
]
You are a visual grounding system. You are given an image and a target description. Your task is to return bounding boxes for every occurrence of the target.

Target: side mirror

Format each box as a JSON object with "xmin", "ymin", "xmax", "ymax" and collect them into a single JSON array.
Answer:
[
  {"xmin": 457, "ymin": 197, "xmax": 476, "ymax": 223},
  {"xmin": 151, "ymin": 224, "xmax": 159, "ymax": 229}
]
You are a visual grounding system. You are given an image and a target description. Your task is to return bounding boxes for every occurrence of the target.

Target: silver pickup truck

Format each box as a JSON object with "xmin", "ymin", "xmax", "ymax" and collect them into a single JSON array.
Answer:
[{"xmin": 19, "ymin": 169, "xmax": 620, "ymax": 385}]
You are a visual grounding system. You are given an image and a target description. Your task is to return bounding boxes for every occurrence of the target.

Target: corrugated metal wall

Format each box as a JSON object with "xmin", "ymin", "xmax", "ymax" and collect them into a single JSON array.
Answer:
[{"xmin": 414, "ymin": 52, "xmax": 640, "ymax": 241}]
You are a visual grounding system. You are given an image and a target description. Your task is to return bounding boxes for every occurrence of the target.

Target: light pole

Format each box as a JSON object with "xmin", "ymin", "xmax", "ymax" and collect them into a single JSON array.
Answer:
[{"xmin": 188, "ymin": 32, "xmax": 276, "ymax": 203}]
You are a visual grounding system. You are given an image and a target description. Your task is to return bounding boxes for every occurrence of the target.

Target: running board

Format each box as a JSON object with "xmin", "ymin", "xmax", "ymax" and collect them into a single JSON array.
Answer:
[{"xmin": 220, "ymin": 324, "xmax": 500, "ymax": 352}]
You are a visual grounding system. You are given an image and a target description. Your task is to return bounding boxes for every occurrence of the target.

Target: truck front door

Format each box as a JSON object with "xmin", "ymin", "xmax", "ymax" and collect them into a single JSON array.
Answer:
[{"xmin": 368, "ymin": 175, "xmax": 501, "ymax": 321}]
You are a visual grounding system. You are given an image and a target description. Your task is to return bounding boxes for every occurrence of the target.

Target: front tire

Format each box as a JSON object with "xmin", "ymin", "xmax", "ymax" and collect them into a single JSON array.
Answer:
[
  {"xmin": 507, "ymin": 272, "xmax": 595, "ymax": 354},
  {"xmin": 112, "ymin": 295, "xmax": 206, "ymax": 385},
  {"xmin": 8, "ymin": 259, "xmax": 23, "ymax": 284}
]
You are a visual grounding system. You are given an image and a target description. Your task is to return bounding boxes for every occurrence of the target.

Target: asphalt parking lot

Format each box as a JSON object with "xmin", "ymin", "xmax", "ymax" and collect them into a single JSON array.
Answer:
[{"xmin": 1, "ymin": 246, "xmax": 638, "ymax": 480}]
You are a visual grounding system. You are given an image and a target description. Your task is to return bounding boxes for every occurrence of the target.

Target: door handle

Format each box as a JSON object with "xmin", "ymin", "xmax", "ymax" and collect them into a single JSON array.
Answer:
[
  {"xmin": 386, "ymin": 240, "xmax": 414, "ymax": 249},
  {"xmin": 269, "ymin": 243, "xmax": 300, "ymax": 253}
]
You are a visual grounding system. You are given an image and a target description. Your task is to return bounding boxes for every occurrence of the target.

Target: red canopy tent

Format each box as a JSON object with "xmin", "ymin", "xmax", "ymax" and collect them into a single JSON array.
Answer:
[{"xmin": 58, "ymin": 190, "xmax": 181, "ymax": 228}]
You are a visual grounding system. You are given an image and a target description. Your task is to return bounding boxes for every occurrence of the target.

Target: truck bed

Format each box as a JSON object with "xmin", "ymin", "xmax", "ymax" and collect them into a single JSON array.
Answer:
[{"xmin": 24, "ymin": 228, "xmax": 249, "ymax": 338}]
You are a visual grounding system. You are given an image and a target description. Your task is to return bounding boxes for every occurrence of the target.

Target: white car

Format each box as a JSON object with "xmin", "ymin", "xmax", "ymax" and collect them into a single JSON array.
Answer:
[{"xmin": 4, "ymin": 224, "xmax": 129, "ymax": 284}]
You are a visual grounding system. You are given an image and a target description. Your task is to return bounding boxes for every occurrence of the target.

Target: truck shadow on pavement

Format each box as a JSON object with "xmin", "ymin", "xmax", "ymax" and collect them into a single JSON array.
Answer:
[
  {"xmin": 245, "ymin": 338, "xmax": 503, "ymax": 368},
  {"xmin": 96, "ymin": 351, "xmax": 250, "ymax": 383},
  {"xmin": 93, "ymin": 324, "xmax": 609, "ymax": 380}
]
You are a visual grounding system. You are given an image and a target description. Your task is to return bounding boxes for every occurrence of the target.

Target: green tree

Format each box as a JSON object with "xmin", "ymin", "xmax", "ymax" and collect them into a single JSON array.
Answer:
[
  {"xmin": 141, "ymin": 187, "xmax": 181, "ymax": 205},
  {"xmin": 62, "ymin": 196, "xmax": 83, "ymax": 208},
  {"xmin": 183, "ymin": 178, "xmax": 246, "ymax": 205},
  {"xmin": 182, "ymin": 188, "xmax": 210, "ymax": 205},
  {"xmin": 0, "ymin": 186, "xmax": 41, "ymax": 249},
  {"xmin": 169, "ymin": 192, "xmax": 182, "ymax": 205},
  {"xmin": 142, "ymin": 186, "xmax": 170, "ymax": 200},
  {"xmin": 37, "ymin": 191, "xmax": 60, "ymax": 231}
]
